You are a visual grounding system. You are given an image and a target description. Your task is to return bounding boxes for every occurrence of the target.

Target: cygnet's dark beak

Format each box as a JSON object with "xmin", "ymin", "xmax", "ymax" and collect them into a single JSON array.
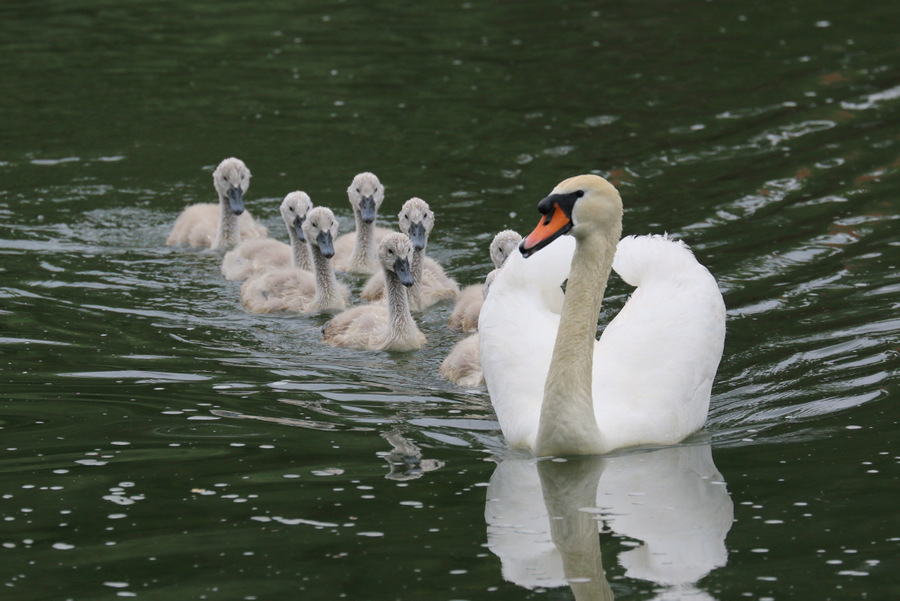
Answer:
[
  {"xmin": 359, "ymin": 196, "xmax": 377, "ymax": 224},
  {"xmin": 393, "ymin": 257, "xmax": 414, "ymax": 287},
  {"xmin": 294, "ymin": 215, "xmax": 306, "ymax": 242},
  {"xmin": 226, "ymin": 185, "xmax": 245, "ymax": 215},
  {"xmin": 407, "ymin": 222, "xmax": 426, "ymax": 251},
  {"xmin": 317, "ymin": 230, "xmax": 335, "ymax": 258}
]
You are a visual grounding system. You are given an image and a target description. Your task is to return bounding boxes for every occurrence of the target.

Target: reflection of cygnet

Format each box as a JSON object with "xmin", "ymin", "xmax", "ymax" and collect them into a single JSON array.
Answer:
[
  {"xmin": 378, "ymin": 430, "xmax": 444, "ymax": 481},
  {"xmin": 485, "ymin": 444, "xmax": 733, "ymax": 596}
]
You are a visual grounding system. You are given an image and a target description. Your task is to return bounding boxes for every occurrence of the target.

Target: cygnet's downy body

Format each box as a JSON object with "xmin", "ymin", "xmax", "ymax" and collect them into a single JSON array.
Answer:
[
  {"xmin": 240, "ymin": 207, "xmax": 349, "ymax": 314},
  {"xmin": 167, "ymin": 157, "xmax": 267, "ymax": 250},
  {"xmin": 221, "ymin": 191, "xmax": 314, "ymax": 280},
  {"xmin": 323, "ymin": 233, "xmax": 425, "ymax": 352},
  {"xmin": 360, "ymin": 197, "xmax": 458, "ymax": 310},
  {"xmin": 332, "ymin": 172, "xmax": 394, "ymax": 275}
]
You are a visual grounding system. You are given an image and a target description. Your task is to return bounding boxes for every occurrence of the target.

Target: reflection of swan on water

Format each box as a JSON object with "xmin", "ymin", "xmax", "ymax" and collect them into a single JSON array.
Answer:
[{"xmin": 485, "ymin": 444, "xmax": 732, "ymax": 600}]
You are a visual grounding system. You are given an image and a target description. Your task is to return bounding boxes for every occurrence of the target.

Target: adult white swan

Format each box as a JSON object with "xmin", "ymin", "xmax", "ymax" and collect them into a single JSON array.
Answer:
[{"xmin": 479, "ymin": 175, "xmax": 725, "ymax": 456}]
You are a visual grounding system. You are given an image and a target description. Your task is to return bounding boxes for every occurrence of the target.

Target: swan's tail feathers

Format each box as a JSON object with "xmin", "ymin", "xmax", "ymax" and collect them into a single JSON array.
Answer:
[{"xmin": 612, "ymin": 234, "xmax": 706, "ymax": 288}]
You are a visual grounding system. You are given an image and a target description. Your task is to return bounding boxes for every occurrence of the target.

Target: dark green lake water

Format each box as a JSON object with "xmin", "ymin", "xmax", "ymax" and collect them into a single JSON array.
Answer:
[{"xmin": 2, "ymin": 1, "xmax": 898, "ymax": 599}]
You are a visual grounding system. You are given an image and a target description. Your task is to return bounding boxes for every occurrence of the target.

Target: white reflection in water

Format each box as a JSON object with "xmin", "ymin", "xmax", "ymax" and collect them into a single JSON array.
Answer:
[{"xmin": 485, "ymin": 444, "xmax": 732, "ymax": 600}]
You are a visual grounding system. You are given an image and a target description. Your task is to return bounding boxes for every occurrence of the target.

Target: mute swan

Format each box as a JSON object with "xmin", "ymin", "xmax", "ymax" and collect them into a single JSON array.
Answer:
[
  {"xmin": 221, "ymin": 191, "xmax": 314, "ymax": 280},
  {"xmin": 166, "ymin": 157, "xmax": 267, "ymax": 250},
  {"xmin": 332, "ymin": 172, "xmax": 394, "ymax": 274},
  {"xmin": 479, "ymin": 174, "xmax": 726, "ymax": 456},
  {"xmin": 240, "ymin": 207, "xmax": 349, "ymax": 314},
  {"xmin": 322, "ymin": 233, "xmax": 425, "ymax": 352},
  {"xmin": 448, "ymin": 229, "xmax": 522, "ymax": 332},
  {"xmin": 359, "ymin": 197, "xmax": 459, "ymax": 310}
]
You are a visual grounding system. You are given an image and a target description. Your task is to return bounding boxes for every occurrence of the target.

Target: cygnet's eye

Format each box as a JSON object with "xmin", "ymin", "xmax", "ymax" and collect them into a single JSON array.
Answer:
[
  {"xmin": 356, "ymin": 188, "xmax": 361, "ymax": 194},
  {"xmin": 289, "ymin": 206, "xmax": 295, "ymax": 212}
]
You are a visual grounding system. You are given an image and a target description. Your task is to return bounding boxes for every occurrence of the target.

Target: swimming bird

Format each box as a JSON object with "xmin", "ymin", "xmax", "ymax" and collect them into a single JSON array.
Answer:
[
  {"xmin": 441, "ymin": 230, "xmax": 523, "ymax": 387},
  {"xmin": 166, "ymin": 157, "xmax": 267, "ymax": 250},
  {"xmin": 448, "ymin": 229, "xmax": 522, "ymax": 333},
  {"xmin": 332, "ymin": 172, "xmax": 394, "ymax": 274},
  {"xmin": 479, "ymin": 174, "xmax": 726, "ymax": 456},
  {"xmin": 359, "ymin": 197, "xmax": 459, "ymax": 310},
  {"xmin": 322, "ymin": 233, "xmax": 425, "ymax": 352},
  {"xmin": 239, "ymin": 207, "xmax": 349, "ymax": 314},
  {"xmin": 221, "ymin": 191, "xmax": 313, "ymax": 280}
]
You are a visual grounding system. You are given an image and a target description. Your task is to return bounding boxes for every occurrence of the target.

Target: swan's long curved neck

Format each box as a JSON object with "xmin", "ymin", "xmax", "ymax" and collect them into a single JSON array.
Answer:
[
  {"xmin": 350, "ymin": 213, "xmax": 376, "ymax": 271},
  {"xmin": 289, "ymin": 228, "xmax": 312, "ymax": 271},
  {"xmin": 535, "ymin": 229, "xmax": 619, "ymax": 456},
  {"xmin": 383, "ymin": 272, "xmax": 417, "ymax": 350},
  {"xmin": 311, "ymin": 247, "xmax": 340, "ymax": 308},
  {"xmin": 214, "ymin": 195, "xmax": 239, "ymax": 250}
]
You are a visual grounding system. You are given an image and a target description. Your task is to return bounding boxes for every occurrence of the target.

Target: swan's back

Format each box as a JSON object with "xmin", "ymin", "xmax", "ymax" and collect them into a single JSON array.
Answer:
[{"xmin": 593, "ymin": 235, "xmax": 725, "ymax": 449}]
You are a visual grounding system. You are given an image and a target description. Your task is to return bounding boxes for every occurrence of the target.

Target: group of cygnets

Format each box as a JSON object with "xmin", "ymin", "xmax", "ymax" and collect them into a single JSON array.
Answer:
[{"xmin": 166, "ymin": 157, "xmax": 521, "ymax": 387}]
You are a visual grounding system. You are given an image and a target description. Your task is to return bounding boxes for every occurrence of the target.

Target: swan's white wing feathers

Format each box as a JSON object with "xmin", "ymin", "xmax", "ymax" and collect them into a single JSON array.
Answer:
[
  {"xmin": 480, "ymin": 236, "xmax": 575, "ymax": 450},
  {"xmin": 594, "ymin": 235, "xmax": 725, "ymax": 449}
]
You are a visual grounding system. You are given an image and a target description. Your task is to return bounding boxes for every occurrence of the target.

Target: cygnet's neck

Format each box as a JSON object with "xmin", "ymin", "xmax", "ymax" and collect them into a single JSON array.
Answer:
[
  {"xmin": 288, "ymin": 225, "xmax": 312, "ymax": 271},
  {"xmin": 535, "ymin": 227, "xmax": 619, "ymax": 456},
  {"xmin": 382, "ymin": 271, "xmax": 420, "ymax": 351},
  {"xmin": 214, "ymin": 194, "xmax": 240, "ymax": 250},
  {"xmin": 310, "ymin": 246, "xmax": 342, "ymax": 310},
  {"xmin": 408, "ymin": 243, "xmax": 427, "ymax": 310},
  {"xmin": 350, "ymin": 212, "xmax": 377, "ymax": 272}
]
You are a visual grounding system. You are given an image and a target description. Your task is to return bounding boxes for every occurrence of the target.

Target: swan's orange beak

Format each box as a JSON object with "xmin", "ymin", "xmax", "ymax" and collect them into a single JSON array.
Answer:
[{"xmin": 520, "ymin": 202, "xmax": 572, "ymax": 258}]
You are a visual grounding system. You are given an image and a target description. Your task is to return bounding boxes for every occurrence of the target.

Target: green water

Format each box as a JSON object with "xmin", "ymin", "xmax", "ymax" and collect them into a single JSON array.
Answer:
[{"xmin": 1, "ymin": 0, "xmax": 898, "ymax": 599}]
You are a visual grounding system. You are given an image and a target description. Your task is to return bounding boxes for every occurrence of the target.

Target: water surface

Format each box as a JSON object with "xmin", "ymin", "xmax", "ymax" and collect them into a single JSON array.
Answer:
[{"xmin": 1, "ymin": 1, "xmax": 898, "ymax": 599}]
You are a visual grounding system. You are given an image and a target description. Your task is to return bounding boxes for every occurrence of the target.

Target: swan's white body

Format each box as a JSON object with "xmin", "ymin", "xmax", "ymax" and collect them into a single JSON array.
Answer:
[
  {"xmin": 221, "ymin": 191, "xmax": 313, "ymax": 280},
  {"xmin": 166, "ymin": 157, "xmax": 267, "ymax": 250},
  {"xmin": 480, "ymin": 175, "xmax": 725, "ymax": 456}
]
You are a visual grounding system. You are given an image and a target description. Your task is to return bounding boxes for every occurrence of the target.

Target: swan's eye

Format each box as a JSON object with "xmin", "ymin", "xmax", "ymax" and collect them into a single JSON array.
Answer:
[
  {"xmin": 289, "ymin": 207, "xmax": 294, "ymax": 212},
  {"xmin": 575, "ymin": 190, "xmax": 584, "ymax": 198},
  {"xmin": 356, "ymin": 188, "xmax": 361, "ymax": 194}
]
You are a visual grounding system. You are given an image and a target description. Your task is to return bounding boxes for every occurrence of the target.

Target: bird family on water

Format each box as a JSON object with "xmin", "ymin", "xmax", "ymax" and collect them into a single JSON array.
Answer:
[{"xmin": 168, "ymin": 157, "xmax": 726, "ymax": 457}]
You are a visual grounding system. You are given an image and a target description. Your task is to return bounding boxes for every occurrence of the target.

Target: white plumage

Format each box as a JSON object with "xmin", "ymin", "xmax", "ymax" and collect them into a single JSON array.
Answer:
[{"xmin": 480, "ymin": 175, "xmax": 725, "ymax": 456}]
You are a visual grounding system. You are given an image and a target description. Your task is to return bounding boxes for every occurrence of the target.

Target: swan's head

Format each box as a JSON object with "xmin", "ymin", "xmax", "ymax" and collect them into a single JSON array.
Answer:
[
  {"xmin": 520, "ymin": 174, "xmax": 622, "ymax": 258},
  {"xmin": 378, "ymin": 232, "xmax": 415, "ymax": 287},
  {"xmin": 490, "ymin": 229, "xmax": 522, "ymax": 268},
  {"xmin": 398, "ymin": 197, "xmax": 434, "ymax": 251},
  {"xmin": 347, "ymin": 172, "xmax": 385, "ymax": 224},
  {"xmin": 281, "ymin": 191, "xmax": 313, "ymax": 242},
  {"xmin": 213, "ymin": 157, "xmax": 252, "ymax": 215},
  {"xmin": 302, "ymin": 206, "xmax": 339, "ymax": 258}
]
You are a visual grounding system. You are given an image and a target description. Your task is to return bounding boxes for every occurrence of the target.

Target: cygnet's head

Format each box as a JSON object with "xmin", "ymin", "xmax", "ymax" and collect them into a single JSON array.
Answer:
[
  {"xmin": 302, "ymin": 206, "xmax": 340, "ymax": 258},
  {"xmin": 490, "ymin": 229, "xmax": 522, "ymax": 268},
  {"xmin": 213, "ymin": 157, "xmax": 252, "ymax": 215},
  {"xmin": 520, "ymin": 174, "xmax": 622, "ymax": 258},
  {"xmin": 346, "ymin": 172, "xmax": 385, "ymax": 224},
  {"xmin": 398, "ymin": 197, "xmax": 434, "ymax": 251},
  {"xmin": 281, "ymin": 191, "xmax": 313, "ymax": 242},
  {"xmin": 378, "ymin": 232, "xmax": 414, "ymax": 287}
]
